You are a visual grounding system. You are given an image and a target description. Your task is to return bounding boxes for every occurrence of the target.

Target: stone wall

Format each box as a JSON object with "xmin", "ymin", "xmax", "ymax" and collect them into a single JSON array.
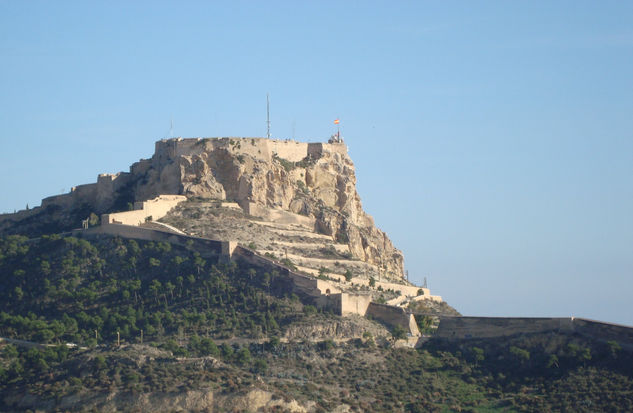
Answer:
[
  {"xmin": 101, "ymin": 195, "xmax": 186, "ymax": 226},
  {"xmin": 269, "ymin": 140, "xmax": 309, "ymax": 162},
  {"xmin": 366, "ymin": 302, "xmax": 421, "ymax": 336},
  {"xmin": 435, "ymin": 316, "xmax": 574, "ymax": 339},
  {"xmin": 233, "ymin": 246, "xmax": 341, "ymax": 300},
  {"xmin": 349, "ymin": 278, "xmax": 442, "ymax": 302},
  {"xmin": 76, "ymin": 224, "xmax": 225, "ymax": 259},
  {"xmin": 153, "ymin": 137, "xmax": 348, "ymax": 164},
  {"xmin": 435, "ymin": 316, "xmax": 633, "ymax": 350},
  {"xmin": 340, "ymin": 293, "xmax": 373, "ymax": 316},
  {"xmin": 573, "ymin": 318, "xmax": 633, "ymax": 350}
]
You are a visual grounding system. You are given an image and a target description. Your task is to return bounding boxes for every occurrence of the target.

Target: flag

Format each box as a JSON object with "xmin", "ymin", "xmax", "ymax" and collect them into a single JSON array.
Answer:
[{"xmin": 334, "ymin": 119, "xmax": 340, "ymax": 124}]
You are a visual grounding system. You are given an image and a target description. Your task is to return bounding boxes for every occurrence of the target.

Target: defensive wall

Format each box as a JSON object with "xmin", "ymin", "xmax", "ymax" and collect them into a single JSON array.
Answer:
[
  {"xmin": 435, "ymin": 316, "xmax": 574, "ymax": 339},
  {"xmin": 75, "ymin": 224, "xmax": 235, "ymax": 262},
  {"xmin": 435, "ymin": 316, "xmax": 633, "ymax": 349},
  {"xmin": 101, "ymin": 195, "xmax": 186, "ymax": 226},
  {"xmin": 4, "ymin": 137, "xmax": 347, "ymax": 222},
  {"xmin": 233, "ymin": 246, "xmax": 421, "ymax": 336},
  {"xmin": 366, "ymin": 302, "xmax": 421, "ymax": 336},
  {"xmin": 572, "ymin": 318, "xmax": 633, "ymax": 350},
  {"xmin": 154, "ymin": 137, "xmax": 347, "ymax": 164},
  {"xmin": 41, "ymin": 172, "xmax": 131, "ymax": 213}
]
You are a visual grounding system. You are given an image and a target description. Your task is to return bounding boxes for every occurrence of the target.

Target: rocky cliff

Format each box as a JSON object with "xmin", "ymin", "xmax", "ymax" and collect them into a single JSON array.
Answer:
[{"xmin": 0, "ymin": 137, "xmax": 405, "ymax": 279}]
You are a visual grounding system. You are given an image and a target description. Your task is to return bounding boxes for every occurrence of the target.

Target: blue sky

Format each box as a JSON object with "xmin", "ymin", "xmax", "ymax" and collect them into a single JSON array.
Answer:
[{"xmin": 1, "ymin": 1, "xmax": 632, "ymax": 325}]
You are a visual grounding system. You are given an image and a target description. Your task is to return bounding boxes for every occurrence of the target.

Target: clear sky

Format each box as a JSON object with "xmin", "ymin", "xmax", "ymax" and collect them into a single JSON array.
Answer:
[{"xmin": 1, "ymin": 1, "xmax": 632, "ymax": 325}]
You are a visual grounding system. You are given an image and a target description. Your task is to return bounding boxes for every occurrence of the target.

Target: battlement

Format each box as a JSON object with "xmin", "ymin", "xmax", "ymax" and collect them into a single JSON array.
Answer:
[{"xmin": 154, "ymin": 137, "xmax": 347, "ymax": 163}]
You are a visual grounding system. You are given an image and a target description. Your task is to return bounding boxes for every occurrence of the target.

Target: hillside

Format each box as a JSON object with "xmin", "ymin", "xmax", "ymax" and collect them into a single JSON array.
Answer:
[
  {"xmin": 1, "ymin": 137, "xmax": 632, "ymax": 412},
  {"xmin": 1, "ymin": 234, "xmax": 633, "ymax": 412}
]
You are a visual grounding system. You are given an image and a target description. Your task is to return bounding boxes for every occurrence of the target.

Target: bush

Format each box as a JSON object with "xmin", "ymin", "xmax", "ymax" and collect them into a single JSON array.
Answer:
[{"xmin": 303, "ymin": 305, "xmax": 317, "ymax": 315}]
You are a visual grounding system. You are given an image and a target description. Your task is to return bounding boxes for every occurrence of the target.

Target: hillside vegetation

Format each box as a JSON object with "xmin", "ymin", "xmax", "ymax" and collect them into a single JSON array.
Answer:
[{"xmin": 1, "ymin": 234, "xmax": 633, "ymax": 412}]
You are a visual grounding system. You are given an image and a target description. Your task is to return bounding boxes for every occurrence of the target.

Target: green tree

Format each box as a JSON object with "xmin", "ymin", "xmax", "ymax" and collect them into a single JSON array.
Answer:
[
  {"xmin": 88, "ymin": 212, "xmax": 99, "ymax": 226},
  {"xmin": 607, "ymin": 340, "xmax": 621, "ymax": 359},
  {"xmin": 509, "ymin": 346, "xmax": 530, "ymax": 364},
  {"xmin": 235, "ymin": 347, "xmax": 252, "ymax": 365},
  {"xmin": 253, "ymin": 358, "xmax": 268, "ymax": 373},
  {"xmin": 13, "ymin": 286, "xmax": 24, "ymax": 301},
  {"xmin": 344, "ymin": 269, "xmax": 353, "ymax": 282},
  {"xmin": 391, "ymin": 325, "xmax": 407, "ymax": 342}
]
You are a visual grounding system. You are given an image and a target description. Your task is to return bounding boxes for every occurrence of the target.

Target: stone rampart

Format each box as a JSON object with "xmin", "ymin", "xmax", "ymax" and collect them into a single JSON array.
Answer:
[
  {"xmin": 233, "ymin": 246, "xmax": 338, "ymax": 300},
  {"xmin": 154, "ymin": 137, "xmax": 348, "ymax": 165},
  {"xmin": 349, "ymin": 279, "xmax": 442, "ymax": 302},
  {"xmin": 76, "ymin": 224, "xmax": 225, "ymax": 259},
  {"xmin": 101, "ymin": 195, "xmax": 186, "ymax": 226},
  {"xmin": 340, "ymin": 294, "xmax": 372, "ymax": 316},
  {"xmin": 573, "ymin": 318, "xmax": 633, "ymax": 350},
  {"xmin": 435, "ymin": 316, "xmax": 574, "ymax": 339},
  {"xmin": 269, "ymin": 140, "xmax": 309, "ymax": 162},
  {"xmin": 39, "ymin": 172, "xmax": 131, "ymax": 214},
  {"xmin": 367, "ymin": 302, "xmax": 421, "ymax": 336}
]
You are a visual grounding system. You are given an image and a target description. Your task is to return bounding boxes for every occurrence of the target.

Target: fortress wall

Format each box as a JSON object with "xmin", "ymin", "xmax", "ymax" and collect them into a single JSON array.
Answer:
[
  {"xmin": 307, "ymin": 143, "xmax": 348, "ymax": 158},
  {"xmin": 155, "ymin": 138, "xmax": 199, "ymax": 159},
  {"xmin": 234, "ymin": 138, "xmax": 272, "ymax": 160},
  {"xmin": 233, "ymin": 246, "xmax": 321, "ymax": 299},
  {"xmin": 367, "ymin": 302, "xmax": 421, "ymax": 336},
  {"xmin": 0, "ymin": 207, "xmax": 41, "ymax": 223},
  {"xmin": 434, "ymin": 316, "xmax": 633, "ymax": 349},
  {"xmin": 79, "ymin": 224, "xmax": 223, "ymax": 257},
  {"xmin": 153, "ymin": 137, "xmax": 346, "ymax": 165},
  {"xmin": 130, "ymin": 158, "xmax": 152, "ymax": 176},
  {"xmin": 315, "ymin": 279, "xmax": 341, "ymax": 295},
  {"xmin": 350, "ymin": 278, "xmax": 441, "ymax": 301},
  {"xmin": 102, "ymin": 195, "xmax": 186, "ymax": 226},
  {"xmin": 102, "ymin": 210, "xmax": 148, "ymax": 226},
  {"xmin": 41, "ymin": 193, "xmax": 77, "ymax": 209},
  {"xmin": 268, "ymin": 140, "xmax": 309, "ymax": 162},
  {"xmin": 40, "ymin": 174, "xmax": 127, "ymax": 213},
  {"xmin": 340, "ymin": 293, "xmax": 372, "ymax": 316},
  {"xmin": 435, "ymin": 316, "xmax": 574, "ymax": 339},
  {"xmin": 71, "ymin": 183, "xmax": 99, "ymax": 202},
  {"xmin": 573, "ymin": 318, "xmax": 633, "ymax": 350}
]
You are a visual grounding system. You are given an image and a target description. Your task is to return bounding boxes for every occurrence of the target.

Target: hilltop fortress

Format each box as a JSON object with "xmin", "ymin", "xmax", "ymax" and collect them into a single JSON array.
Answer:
[
  {"xmin": 2, "ymin": 137, "xmax": 405, "ymax": 280},
  {"xmin": 3, "ymin": 136, "xmax": 633, "ymax": 349}
]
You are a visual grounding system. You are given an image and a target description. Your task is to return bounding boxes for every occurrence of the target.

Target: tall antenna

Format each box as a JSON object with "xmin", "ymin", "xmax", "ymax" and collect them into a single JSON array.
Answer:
[
  {"xmin": 170, "ymin": 118, "xmax": 174, "ymax": 138},
  {"xmin": 266, "ymin": 93, "xmax": 271, "ymax": 139}
]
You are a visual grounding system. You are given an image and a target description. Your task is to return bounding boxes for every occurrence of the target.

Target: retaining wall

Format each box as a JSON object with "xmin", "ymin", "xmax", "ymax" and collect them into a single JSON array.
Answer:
[
  {"xmin": 77, "ymin": 224, "xmax": 227, "ymax": 260},
  {"xmin": 367, "ymin": 302, "xmax": 421, "ymax": 336},
  {"xmin": 101, "ymin": 195, "xmax": 186, "ymax": 226},
  {"xmin": 435, "ymin": 316, "xmax": 633, "ymax": 349},
  {"xmin": 154, "ymin": 137, "xmax": 347, "ymax": 164},
  {"xmin": 573, "ymin": 318, "xmax": 633, "ymax": 350},
  {"xmin": 340, "ymin": 293, "xmax": 373, "ymax": 316},
  {"xmin": 436, "ymin": 316, "xmax": 574, "ymax": 339}
]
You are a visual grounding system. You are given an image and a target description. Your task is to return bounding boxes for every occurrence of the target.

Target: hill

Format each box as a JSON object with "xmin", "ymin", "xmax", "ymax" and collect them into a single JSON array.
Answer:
[
  {"xmin": 2, "ymin": 234, "xmax": 633, "ymax": 412},
  {"xmin": 1, "ymin": 137, "xmax": 632, "ymax": 412}
]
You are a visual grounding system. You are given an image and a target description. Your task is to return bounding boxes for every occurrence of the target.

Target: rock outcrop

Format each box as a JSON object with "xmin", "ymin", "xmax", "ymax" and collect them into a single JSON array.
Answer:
[{"xmin": 0, "ymin": 137, "xmax": 405, "ymax": 279}]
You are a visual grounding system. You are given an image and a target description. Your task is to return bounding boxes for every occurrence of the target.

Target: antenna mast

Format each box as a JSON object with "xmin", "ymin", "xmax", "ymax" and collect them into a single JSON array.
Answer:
[{"xmin": 266, "ymin": 93, "xmax": 271, "ymax": 139}]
